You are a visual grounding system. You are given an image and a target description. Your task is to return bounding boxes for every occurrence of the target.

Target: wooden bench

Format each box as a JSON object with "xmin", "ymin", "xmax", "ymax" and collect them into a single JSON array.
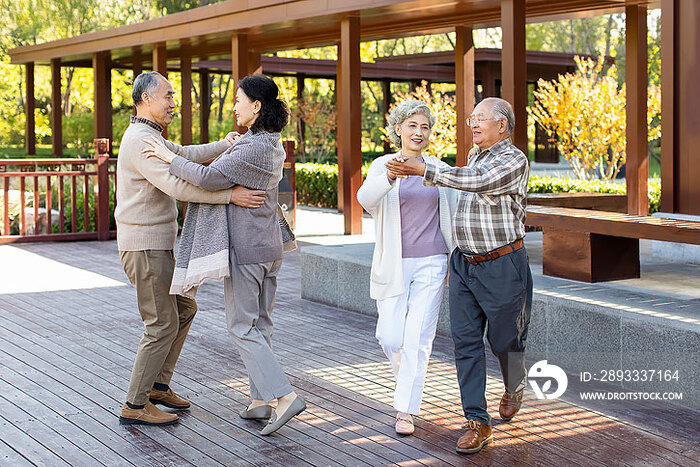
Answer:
[
  {"xmin": 526, "ymin": 205, "xmax": 700, "ymax": 282},
  {"xmin": 528, "ymin": 192, "xmax": 627, "ymax": 213}
]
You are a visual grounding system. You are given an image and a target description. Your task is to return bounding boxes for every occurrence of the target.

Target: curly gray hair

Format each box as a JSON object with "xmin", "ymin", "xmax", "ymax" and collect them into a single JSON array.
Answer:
[{"xmin": 385, "ymin": 100, "xmax": 435, "ymax": 149}]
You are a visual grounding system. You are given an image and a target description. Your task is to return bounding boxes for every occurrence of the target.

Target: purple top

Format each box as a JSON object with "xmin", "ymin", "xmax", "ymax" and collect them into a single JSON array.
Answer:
[{"xmin": 399, "ymin": 157, "xmax": 449, "ymax": 258}]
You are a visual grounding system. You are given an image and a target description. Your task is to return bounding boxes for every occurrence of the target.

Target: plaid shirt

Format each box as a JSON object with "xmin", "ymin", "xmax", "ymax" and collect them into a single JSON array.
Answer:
[{"xmin": 424, "ymin": 138, "xmax": 529, "ymax": 254}]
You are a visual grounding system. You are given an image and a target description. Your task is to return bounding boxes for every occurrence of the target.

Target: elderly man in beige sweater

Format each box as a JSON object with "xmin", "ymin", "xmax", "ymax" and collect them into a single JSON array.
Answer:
[{"xmin": 116, "ymin": 71, "xmax": 264, "ymax": 426}]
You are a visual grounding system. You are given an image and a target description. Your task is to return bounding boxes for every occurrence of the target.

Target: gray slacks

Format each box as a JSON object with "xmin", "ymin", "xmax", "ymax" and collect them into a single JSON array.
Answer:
[
  {"xmin": 224, "ymin": 250, "xmax": 293, "ymax": 402},
  {"xmin": 448, "ymin": 245, "xmax": 533, "ymax": 426}
]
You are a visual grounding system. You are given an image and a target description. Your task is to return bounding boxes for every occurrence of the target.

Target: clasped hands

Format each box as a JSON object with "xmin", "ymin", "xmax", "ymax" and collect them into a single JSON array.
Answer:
[{"xmin": 384, "ymin": 156, "xmax": 426, "ymax": 180}]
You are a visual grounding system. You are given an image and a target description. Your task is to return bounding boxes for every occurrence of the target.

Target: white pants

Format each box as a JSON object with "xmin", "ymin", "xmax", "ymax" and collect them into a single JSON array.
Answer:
[{"xmin": 375, "ymin": 254, "xmax": 447, "ymax": 414}]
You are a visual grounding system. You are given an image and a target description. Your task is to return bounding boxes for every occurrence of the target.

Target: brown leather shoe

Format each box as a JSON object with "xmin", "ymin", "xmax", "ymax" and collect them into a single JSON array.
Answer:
[
  {"xmin": 119, "ymin": 402, "xmax": 178, "ymax": 426},
  {"xmin": 499, "ymin": 389, "xmax": 524, "ymax": 421},
  {"xmin": 149, "ymin": 388, "xmax": 190, "ymax": 410},
  {"xmin": 456, "ymin": 420, "xmax": 493, "ymax": 454}
]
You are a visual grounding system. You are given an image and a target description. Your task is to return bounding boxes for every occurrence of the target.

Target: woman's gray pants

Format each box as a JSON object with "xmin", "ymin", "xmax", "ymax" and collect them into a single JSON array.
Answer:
[{"xmin": 224, "ymin": 252, "xmax": 293, "ymax": 402}]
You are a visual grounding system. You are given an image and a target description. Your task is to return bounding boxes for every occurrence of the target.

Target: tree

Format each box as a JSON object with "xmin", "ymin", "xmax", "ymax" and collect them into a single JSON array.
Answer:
[
  {"xmin": 528, "ymin": 56, "xmax": 660, "ymax": 181},
  {"xmin": 387, "ymin": 81, "xmax": 456, "ymax": 159}
]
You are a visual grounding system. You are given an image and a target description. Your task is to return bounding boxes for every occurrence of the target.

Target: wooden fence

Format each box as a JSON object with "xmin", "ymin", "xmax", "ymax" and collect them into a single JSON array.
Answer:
[{"xmin": 0, "ymin": 139, "xmax": 116, "ymax": 244}]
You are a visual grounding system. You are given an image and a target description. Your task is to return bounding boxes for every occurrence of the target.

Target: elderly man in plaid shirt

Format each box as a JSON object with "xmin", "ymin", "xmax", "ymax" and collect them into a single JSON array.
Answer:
[{"xmin": 386, "ymin": 97, "xmax": 533, "ymax": 455}]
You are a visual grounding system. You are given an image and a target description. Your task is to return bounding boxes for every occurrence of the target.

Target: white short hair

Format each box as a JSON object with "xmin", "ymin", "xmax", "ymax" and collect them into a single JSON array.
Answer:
[
  {"xmin": 480, "ymin": 97, "xmax": 515, "ymax": 134},
  {"xmin": 386, "ymin": 100, "xmax": 435, "ymax": 149}
]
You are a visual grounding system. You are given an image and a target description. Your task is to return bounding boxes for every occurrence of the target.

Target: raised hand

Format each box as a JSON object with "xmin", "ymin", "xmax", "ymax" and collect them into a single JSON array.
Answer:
[
  {"xmin": 142, "ymin": 137, "xmax": 177, "ymax": 164},
  {"xmin": 224, "ymin": 131, "xmax": 242, "ymax": 147}
]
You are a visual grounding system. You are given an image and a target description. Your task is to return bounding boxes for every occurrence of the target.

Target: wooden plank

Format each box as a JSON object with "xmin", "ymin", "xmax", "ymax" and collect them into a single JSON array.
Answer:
[
  {"xmin": 527, "ymin": 193, "xmax": 627, "ymax": 212},
  {"xmin": 526, "ymin": 206, "xmax": 700, "ymax": 244}
]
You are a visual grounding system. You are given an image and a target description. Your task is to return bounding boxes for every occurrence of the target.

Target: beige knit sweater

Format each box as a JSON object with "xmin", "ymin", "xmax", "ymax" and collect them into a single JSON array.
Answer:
[{"xmin": 115, "ymin": 122, "xmax": 232, "ymax": 251}]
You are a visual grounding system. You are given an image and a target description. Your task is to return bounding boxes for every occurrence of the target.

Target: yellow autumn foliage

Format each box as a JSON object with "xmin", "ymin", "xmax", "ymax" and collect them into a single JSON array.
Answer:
[
  {"xmin": 528, "ymin": 56, "xmax": 660, "ymax": 180},
  {"xmin": 385, "ymin": 81, "xmax": 457, "ymax": 158}
]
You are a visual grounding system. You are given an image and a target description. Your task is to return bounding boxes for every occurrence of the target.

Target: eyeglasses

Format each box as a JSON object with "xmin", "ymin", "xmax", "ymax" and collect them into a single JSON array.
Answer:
[{"xmin": 466, "ymin": 115, "xmax": 500, "ymax": 127}]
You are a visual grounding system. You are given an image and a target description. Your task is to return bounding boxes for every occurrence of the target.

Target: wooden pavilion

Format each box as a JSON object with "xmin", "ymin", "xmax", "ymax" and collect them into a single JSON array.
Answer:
[{"xmin": 8, "ymin": 0, "xmax": 698, "ymax": 235}]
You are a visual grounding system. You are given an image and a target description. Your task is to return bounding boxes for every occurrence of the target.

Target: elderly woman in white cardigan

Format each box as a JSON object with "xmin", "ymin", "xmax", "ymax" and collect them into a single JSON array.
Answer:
[{"xmin": 357, "ymin": 100, "xmax": 456, "ymax": 436}]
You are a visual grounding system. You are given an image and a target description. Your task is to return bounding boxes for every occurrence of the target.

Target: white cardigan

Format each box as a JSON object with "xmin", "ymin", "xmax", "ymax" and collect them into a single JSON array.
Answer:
[{"xmin": 357, "ymin": 153, "xmax": 457, "ymax": 300}]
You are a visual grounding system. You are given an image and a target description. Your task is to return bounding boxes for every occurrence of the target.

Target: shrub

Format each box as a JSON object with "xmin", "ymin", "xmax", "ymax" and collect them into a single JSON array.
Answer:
[{"xmin": 294, "ymin": 163, "xmax": 661, "ymax": 213}]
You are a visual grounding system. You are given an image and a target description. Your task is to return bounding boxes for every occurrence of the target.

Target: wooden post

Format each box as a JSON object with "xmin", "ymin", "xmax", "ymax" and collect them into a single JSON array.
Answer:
[
  {"xmin": 93, "ymin": 51, "xmax": 112, "ymax": 155},
  {"xmin": 382, "ymin": 79, "xmax": 391, "ymax": 154},
  {"xmin": 455, "ymin": 26, "xmax": 475, "ymax": 166},
  {"xmin": 200, "ymin": 70, "xmax": 210, "ymax": 143},
  {"xmin": 232, "ymin": 33, "xmax": 248, "ymax": 133},
  {"xmin": 94, "ymin": 138, "xmax": 111, "ymax": 240},
  {"xmin": 336, "ymin": 44, "xmax": 343, "ymax": 213},
  {"xmin": 501, "ymin": 0, "xmax": 527, "ymax": 151},
  {"xmin": 249, "ymin": 50, "xmax": 262, "ymax": 75},
  {"xmin": 626, "ymin": 5, "xmax": 648, "ymax": 216},
  {"xmin": 181, "ymin": 48, "xmax": 193, "ymax": 145},
  {"xmin": 25, "ymin": 62, "xmax": 36, "ymax": 155},
  {"xmin": 51, "ymin": 59, "xmax": 63, "ymax": 157},
  {"xmin": 660, "ymin": 0, "xmax": 677, "ymax": 213},
  {"xmin": 337, "ymin": 16, "xmax": 363, "ymax": 235},
  {"xmin": 153, "ymin": 42, "xmax": 168, "ymax": 138},
  {"xmin": 297, "ymin": 73, "xmax": 306, "ymax": 159}
]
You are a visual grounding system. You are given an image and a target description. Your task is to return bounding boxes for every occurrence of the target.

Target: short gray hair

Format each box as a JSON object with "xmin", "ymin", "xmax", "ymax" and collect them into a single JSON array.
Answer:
[
  {"xmin": 480, "ymin": 97, "xmax": 515, "ymax": 134},
  {"xmin": 385, "ymin": 100, "xmax": 435, "ymax": 149},
  {"xmin": 132, "ymin": 71, "xmax": 165, "ymax": 106}
]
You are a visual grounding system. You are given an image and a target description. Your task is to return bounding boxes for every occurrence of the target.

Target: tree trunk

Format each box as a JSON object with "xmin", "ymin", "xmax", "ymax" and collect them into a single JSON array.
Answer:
[{"xmin": 63, "ymin": 67, "xmax": 75, "ymax": 116}]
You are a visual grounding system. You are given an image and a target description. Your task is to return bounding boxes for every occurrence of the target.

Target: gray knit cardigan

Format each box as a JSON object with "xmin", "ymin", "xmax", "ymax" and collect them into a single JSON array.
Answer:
[{"xmin": 169, "ymin": 131, "xmax": 295, "ymax": 298}]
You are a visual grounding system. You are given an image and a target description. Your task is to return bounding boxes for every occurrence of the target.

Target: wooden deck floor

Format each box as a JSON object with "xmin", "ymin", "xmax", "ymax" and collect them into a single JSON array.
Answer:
[{"xmin": 0, "ymin": 241, "xmax": 697, "ymax": 466}]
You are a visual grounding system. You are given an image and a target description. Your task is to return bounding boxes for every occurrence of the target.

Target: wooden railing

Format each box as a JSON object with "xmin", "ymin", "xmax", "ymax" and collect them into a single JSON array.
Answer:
[{"xmin": 0, "ymin": 139, "xmax": 116, "ymax": 244}]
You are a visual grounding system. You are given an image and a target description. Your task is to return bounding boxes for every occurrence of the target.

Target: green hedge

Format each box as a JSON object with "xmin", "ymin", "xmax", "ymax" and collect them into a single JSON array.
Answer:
[{"xmin": 295, "ymin": 163, "xmax": 661, "ymax": 214}]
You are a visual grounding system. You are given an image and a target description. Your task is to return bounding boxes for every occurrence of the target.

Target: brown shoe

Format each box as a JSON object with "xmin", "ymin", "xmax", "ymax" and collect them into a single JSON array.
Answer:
[
  {"xmin": 149, "ymin": 388, "xmax": 190, "ymax": 410},
  {"xmin": 456, "ymin": 420, "xmax": 493, "ymax": 454},
  {"xmin": 119, "ymin": 402, "xmax": 178, "ymax": 426},
  {"xmin": 499, "ymin": 389, "xmax": 524, "ymax": 421}
]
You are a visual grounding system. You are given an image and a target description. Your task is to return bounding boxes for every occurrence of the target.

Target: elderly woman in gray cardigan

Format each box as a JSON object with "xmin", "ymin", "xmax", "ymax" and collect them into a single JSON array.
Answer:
[{"xmin": 143, "ymin": 75, "xmax": 305, "ymax": 436}]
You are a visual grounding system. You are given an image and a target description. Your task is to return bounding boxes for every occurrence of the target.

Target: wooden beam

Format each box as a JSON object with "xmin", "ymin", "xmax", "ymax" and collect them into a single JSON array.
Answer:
[
  {"xmin": 337, "ymin": 15, "xmax": 363, "ymax": 235},
  {"xmin": 93, "ymin": 51, "xmax": 112, "ymax": 154},
  {"xmin": 232, "ymin": 33, "xmax": 248, "ymax": 133},
  {"xmin": 455, "ymin": 26, "xmax": 474, "ymax": 167},
  {"xmin": 660, "ymin": 0, "xmax": 677, "ymax": 213},
  {"xmin": 625, "ymin": 4, "xmax": 648, "ymax": 216},
  {"xmin": 25, "ymin": 62, "xmax": 35, "ymax": 155},
  {"xmin": 181, "ymin": 44, "xmax": 193, "ymax": 145},
  {"xmin": 200, "ymin": 71, "xmax": 210, "ymax": 143},
  {"xmin": 50, "ymin": 58, "xmax": 62, "ymax": 157},
  {"xmin": 501, "ymin": 0, "xmax": 527, "ymax": 152}
]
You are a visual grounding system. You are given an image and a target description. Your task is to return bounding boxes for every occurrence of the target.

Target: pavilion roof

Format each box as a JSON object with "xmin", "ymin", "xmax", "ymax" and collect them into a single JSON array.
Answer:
[{"xmin": 8, "ymin": 0, "xmax": 654, "ymax": 67}]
